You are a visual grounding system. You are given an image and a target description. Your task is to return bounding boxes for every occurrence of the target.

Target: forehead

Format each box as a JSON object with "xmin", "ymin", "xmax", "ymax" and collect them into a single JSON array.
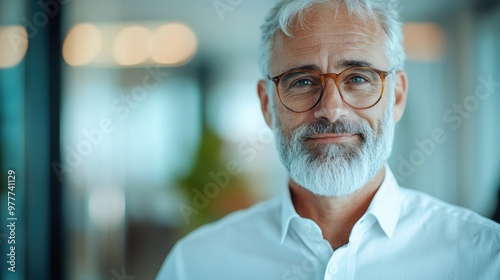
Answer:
[{"xmin": 271, "ymin": 4, "xmax": 389, "ymax": 75}]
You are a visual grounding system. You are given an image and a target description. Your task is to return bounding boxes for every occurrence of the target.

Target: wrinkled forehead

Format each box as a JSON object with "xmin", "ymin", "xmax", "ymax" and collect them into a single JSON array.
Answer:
[{"xmin": 270, "ymin": 4, "xmax": 389, "ymax": 74}]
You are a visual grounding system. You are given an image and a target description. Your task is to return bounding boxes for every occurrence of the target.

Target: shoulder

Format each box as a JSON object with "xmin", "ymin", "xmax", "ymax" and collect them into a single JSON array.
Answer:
[
  {"xmin": 157, "ymin": 196, "xmax": 285, "ymax": 279},
  {"xmin": 399, "ymin": 186, "xmax": 499, "ymax": 233},
  {"xmin": 176, "ymin": 196, "xmax": 282, "ymax": 249},
  {"xmin": 394, "ymin": 187, "xmax": 499, "ymax": 275}
]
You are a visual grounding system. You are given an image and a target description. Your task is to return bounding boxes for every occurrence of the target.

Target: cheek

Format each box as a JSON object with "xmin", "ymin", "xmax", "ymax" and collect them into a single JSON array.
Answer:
[
  {"xmin": 363, "ymin": 88, "xmax": 394, "ymax": 130},
  {"xmin": 274, "ymin": 96, "xmax": 316, "ymax": 128},
  {"xmin": 276, "ymin": 108, "xmax": 313, "ymax": 133},
  {"xmin": 355, "ymin": 107, "xmax": 385, "ymax": 133}
]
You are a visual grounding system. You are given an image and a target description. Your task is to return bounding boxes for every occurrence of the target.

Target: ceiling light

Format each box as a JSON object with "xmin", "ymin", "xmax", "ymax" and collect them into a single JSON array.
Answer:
[
  {"xmin": 63, "ymin": 23, "xmax": 102, "ymax": 66},
  {"xmin": 150, "ymin": 23, "xmax": 197, "ymax": 66},
  {"xmin": 113, "ymin": 26, "xmax": 152, "ymax": 66},
  {"xmin": 0, "ymin": 26, "xmax": 28, "ymax": 68}
]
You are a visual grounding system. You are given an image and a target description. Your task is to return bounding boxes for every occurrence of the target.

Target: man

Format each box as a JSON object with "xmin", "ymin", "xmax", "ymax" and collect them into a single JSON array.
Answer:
[{"xmin": 157, "ymin": 0, "xmax": 500, "ymax": 279}]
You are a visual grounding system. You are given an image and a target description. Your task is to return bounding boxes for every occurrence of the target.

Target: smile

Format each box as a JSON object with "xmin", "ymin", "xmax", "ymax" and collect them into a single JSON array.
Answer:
[{"xmin": 306, "ymin": 133, "xmax": 358, "ymax": 144}]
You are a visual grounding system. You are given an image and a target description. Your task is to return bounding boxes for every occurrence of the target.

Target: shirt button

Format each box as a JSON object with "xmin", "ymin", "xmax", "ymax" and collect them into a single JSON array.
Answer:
[{"xmin": 329, "ymin": 265, "xmax": 338, "ymax": 275}]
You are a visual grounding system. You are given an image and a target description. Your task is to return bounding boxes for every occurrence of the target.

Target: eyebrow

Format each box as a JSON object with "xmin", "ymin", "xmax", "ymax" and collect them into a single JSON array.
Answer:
[
  {"xmin": 277, "ymin": 60, "xmax": 374, "ymax": 76},
  {"xmin": 337, "ymin": 60, "xmax": 373, "ymax": 68},
  {"xmin": 280, "ymin": 64, "xmax": 321, "ymax": 74}
]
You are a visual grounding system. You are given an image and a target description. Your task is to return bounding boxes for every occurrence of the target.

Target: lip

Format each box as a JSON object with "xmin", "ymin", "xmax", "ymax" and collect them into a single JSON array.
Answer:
[{"xmin": 306, "ymin": 133, "xmax": 357, "ymax": 144}]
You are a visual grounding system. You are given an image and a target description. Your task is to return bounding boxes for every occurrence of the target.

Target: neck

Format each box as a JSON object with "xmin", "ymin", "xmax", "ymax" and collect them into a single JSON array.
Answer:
[{"xmin": 289, "ymin": 166, "xmax": 386, "ymax": 250}]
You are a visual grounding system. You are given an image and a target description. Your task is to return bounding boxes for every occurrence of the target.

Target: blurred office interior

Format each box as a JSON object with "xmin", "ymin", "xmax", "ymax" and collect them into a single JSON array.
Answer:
[{"xmin": 0, "ymin": 0, "xmax": 499, "ymax": 279}]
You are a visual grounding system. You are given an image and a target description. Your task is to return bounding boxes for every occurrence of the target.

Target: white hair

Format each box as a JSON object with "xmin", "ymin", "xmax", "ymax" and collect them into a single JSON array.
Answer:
[{"xmin": 259, "ymin": 0, "xmax": 405, "ymax": 79}]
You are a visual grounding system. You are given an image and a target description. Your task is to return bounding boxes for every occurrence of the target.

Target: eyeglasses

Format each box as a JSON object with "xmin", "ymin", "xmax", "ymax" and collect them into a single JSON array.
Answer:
[{"xmin": 270, "ymin": 66, "xmax": 393, "ymax": 113}]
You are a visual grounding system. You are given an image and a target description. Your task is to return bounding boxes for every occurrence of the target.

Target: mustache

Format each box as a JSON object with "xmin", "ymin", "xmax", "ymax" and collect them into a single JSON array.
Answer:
[{"xmin": 296, "ymin": 119, "xmax": 371, "ymax": 140}]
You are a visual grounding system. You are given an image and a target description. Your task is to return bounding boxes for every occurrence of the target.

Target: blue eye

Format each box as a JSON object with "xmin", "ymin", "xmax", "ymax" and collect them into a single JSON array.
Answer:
[
  {"xmin": 349, "ymin": 76, "xmax": 368, "ymax": 83},
  {"xmin": 282, "ymin": 72, "xmax": 321, "ymax": 90},
  {"xmin": 294, "ymin": 79, "xmax": 313, "ymax": 87}
]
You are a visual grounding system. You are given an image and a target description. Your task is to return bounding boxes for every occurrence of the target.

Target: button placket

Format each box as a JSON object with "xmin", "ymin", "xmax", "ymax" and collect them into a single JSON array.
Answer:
[
  {"xmin": 323, "ymin": 237, "xmax": 358, "ymax": 279},
  {"xmin": 328, "ymin": 264, "xmax": 338, "ymax": 275}
]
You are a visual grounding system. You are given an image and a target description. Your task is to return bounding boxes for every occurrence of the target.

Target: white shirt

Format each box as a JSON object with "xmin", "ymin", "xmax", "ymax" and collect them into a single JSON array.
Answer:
[{"xmin": 157, "ymin": 168, "xmax": 500, "ymax": 280}]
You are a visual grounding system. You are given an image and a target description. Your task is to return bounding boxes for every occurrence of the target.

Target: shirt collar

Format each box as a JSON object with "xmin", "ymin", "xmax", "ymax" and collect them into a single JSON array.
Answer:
[
  {"xmin": 279, "ymin": 165, "xmax": 402, "ymax": 244},
  {"xmin": 365, "ymin": 166, "xmax": 402, "ymax": 239},
  {"xmin": 280, "ymin": 185, "xmax": 300, "ymax": 244}
]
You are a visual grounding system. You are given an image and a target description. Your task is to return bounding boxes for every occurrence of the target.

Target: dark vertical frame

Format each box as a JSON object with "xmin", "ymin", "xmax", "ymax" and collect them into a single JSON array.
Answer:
[
  {"xmin": 0, "ymin": 2, "xmax": 27, "ymax": 280},
  {"xmin": 24, "ymin": 0, "xmax": 63, "ymax": 279}
]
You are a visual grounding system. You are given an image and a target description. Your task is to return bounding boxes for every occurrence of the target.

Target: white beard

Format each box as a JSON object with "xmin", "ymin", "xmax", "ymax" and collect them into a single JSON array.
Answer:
[{"xmin": 273, "ymin": 104, "xmax": 395, "ymax": 197}]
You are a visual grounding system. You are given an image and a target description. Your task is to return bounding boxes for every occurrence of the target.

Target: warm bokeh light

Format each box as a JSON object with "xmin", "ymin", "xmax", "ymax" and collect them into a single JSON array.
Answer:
[
  {"xmin": 150, "ymin": 23, "xmax": 197, "ymax": 65},
  {"xmin": 403, "ymin": 23, "xmax": 446, "ymax": 61},
  {"xmin": 61, "ymin": 21, "xmax": 198, "ymax": 67},
  {"xmin": 113, "ymin": 26, "xmax": 152, "ymax": 66},
  {"xmin": 63, "ymin": 23, "xmax": 102, "ymax": 66},
  {"xmin": 0, "ymin": 25, "xmax": 28, "ymax": 68}
]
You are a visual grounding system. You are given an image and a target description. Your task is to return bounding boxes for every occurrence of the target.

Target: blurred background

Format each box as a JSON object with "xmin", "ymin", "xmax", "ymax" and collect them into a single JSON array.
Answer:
[{"xmin": 0, "ymin": 0, "xmax": 499, "ymax": 279}]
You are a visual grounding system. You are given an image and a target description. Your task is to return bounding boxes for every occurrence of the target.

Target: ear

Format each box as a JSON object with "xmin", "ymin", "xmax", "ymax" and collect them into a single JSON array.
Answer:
[
  {"xmin": 257, "ymin": 80, "xmax": 274, "ymax": 128},
  {"xmin": 392, "ymin": 70, "xmax": 408, "ymax": 123}
]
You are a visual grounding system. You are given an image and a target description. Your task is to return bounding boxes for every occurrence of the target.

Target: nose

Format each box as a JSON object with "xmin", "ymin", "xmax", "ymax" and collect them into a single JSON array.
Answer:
[{"xmin": 312, "ymin": 79, "xmax": 349, "ymax": 122}]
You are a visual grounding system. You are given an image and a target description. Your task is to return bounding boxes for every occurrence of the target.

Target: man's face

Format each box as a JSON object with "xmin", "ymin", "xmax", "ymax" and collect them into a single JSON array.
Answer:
[{"xmin": 258, "ymin": 5, "xmax": 408, "ymax": 196}]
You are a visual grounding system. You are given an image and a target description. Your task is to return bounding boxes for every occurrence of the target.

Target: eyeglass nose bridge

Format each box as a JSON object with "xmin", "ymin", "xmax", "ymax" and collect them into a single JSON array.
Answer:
[{"xmin": 318, "ymin": 72, "xmax": 350, "ymax": 107}]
